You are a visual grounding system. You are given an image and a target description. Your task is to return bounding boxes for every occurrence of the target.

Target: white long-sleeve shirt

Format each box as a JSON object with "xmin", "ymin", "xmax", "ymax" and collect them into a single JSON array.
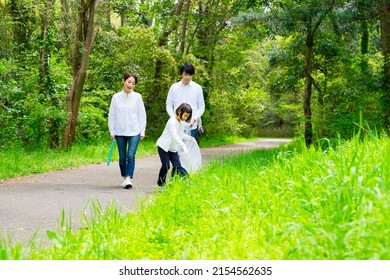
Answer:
[
  {"xmin": 108, "ymin": 90, "xmax": 146, "ymax": 137},
  {"xmin": 156, "ymin": 116, "xmax": 193, "ymax": 153},
  {"xmin": 166, "ymin": 80, "xmax": 205, "ymax": 131}
]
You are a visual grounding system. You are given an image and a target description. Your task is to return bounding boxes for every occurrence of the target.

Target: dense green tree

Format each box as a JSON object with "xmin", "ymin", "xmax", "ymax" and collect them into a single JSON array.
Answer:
[
  {"xmin": 38, "ymin": 0, "xmax": 63, "ymax": 148},
  {"xmin": 232, "ymin": 0, "xmax": 386, "ymax": 143},
  {"xmin": 265, "ymin": 0, "xmax": 338, "ymax": 147},
  {"xmin": 8, "ymin": 0, "xmax": 37, "ymax": 54},
  {"xmin": 0, "ymin": 0, "xmax": 388, "ymax": 149}
]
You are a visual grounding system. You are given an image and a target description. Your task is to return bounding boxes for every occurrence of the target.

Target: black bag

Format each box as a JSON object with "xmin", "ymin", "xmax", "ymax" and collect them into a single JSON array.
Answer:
[{"xmin": 195, "ymin": 126, "xmax": 205, "ymax": 144}]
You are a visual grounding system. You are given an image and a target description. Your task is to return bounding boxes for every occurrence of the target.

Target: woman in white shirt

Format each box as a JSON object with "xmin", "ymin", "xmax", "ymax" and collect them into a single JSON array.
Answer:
[
  {"xmin": 156, "ymin": 103, "xmax": 196, "ymax": 187},
  {"xmin": 108, "ymin": 73, "xmax": 147, "ymax": 189}
]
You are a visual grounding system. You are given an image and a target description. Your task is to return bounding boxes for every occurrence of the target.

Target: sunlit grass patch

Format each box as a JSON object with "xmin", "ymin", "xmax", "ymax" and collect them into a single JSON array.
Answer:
[{"xmin": 1, "ymin": 132, "xmax": 389, "ymax": 260}]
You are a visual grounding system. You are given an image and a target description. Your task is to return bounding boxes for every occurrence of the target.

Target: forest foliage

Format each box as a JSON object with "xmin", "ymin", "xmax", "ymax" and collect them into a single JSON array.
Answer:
[{"xmin": 0, "ymin": 0, "xmax": 389, "ymax": 149}]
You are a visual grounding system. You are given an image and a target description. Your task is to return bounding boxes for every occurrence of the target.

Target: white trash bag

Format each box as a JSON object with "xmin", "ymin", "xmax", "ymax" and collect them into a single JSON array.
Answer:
[{"xmin": 180, "ymin": 139, "xmax": 202, "ymax": 173}]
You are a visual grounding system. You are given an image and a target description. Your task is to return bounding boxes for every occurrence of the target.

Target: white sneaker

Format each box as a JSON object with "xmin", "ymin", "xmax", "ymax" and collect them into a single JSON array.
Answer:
[{"xmin": 123, "ymin": 177, "xmax": 133, "ymax": 189}]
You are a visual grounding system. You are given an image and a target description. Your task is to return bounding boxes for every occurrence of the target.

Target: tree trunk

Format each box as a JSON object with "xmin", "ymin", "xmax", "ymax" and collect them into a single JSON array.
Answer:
[
  {"xmin": 179, "ymin": 0, "xmax": 191, "ymax": 54},
  {"xmin": 314, "ymin": 68, "xmax": 327, "ymax": 138},
  {"xmin": 360, "ymin": 19, "xmax": 369, "ymax": 55},
  {"xmin": 303, "ymin": 33, "xmax": 314, "ymax": 148},
  {"xmin": 39, "ymin": 1, "xmax": 51, "ymax": 82},
  {"xmin": 379, "ymin": 0, "xmax": 390, "ymax": 134},
  {"xmin": 302, "ymin": 2, "xmax": 335, "ymax": 147},
  {"xmin": 357, "ymin": 0, "xmax": 369, "ymax": 55},
  {"xmin": 63, "ymin": 0, "xmax": 99, "ymax": 148},
  {"xmin": 357, "ymin": 0, "xmax": 369, "ymax": 74}
]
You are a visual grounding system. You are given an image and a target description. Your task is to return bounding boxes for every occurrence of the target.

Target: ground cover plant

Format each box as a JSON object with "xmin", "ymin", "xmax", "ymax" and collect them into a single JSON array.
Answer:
[
  {"xmin": 0, "ymin": 136, "xmax": 251, "ymax": 181},
  {"xmin": 0, "ymin": 131, "xmax": 389, "ymax": 259}
]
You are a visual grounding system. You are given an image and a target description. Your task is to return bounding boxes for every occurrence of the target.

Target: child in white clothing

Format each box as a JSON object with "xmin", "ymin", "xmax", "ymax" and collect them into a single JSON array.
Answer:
[{"xmin": 156, "ymin": 103, "xmax": 196, "ymax": 187}]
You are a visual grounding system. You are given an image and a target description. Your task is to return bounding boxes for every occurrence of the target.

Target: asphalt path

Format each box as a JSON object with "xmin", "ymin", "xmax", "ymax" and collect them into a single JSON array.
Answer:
[{"xmin": 0, "ymin": 138, "xmax": 291, "ymax": 246}]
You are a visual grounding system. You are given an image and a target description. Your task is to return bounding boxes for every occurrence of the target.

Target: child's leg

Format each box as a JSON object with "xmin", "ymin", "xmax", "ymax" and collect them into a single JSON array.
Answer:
[
  {"xmin": 157, "ymin": 147, "xmax": 170, "ymax": 186},
  {"xmin": 170, "ymin": 151, "xmax": 189, "ymax": 178}
]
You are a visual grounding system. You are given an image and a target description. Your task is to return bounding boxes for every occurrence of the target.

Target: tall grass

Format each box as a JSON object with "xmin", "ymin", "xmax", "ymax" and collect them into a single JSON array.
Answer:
[
  {"xmin": 1, "ymin": 132, "xmax": 388, "ymax": 259},
  {"xmin": 0, "ymin": 139, "xmax": 157, "ymax": 180},
  {"xmin": 0, "ymin": 136, "xmax": 253, "ymax": 181}
]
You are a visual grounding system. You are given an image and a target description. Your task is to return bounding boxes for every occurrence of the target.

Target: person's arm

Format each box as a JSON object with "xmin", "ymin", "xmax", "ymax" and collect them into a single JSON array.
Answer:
[
  {"xmin": 195, "ymin": 86, "xmax": 205, "ymax": 120},
  {"xmin": 190, "ymin": 85, "xmax": 205, "ymax": 124},
  {"xmin": 138, "ymin": 95, "xmax": 147, "ymax": 138},
  {"xmin": 166, "ymin": 85, "xmax": 175, "ymax": 118},
  {"xmin": 197, "ymin": 117, "xmax": 202, "ymax": 127},
  {"xmin": 167, "ymin": 119, "xmax": 188, "ymax": 153}
]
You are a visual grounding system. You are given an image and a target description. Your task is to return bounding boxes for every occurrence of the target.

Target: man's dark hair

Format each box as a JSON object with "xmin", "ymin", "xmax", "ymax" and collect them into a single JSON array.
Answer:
[{"xmin": 179, "ymin": 63, "xmax": 195, "ymax": 75}]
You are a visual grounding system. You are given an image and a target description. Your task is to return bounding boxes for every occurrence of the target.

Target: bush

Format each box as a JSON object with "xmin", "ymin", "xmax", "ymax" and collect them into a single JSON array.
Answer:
[{"xmin": 76, "ymin": 89, "xmax": 112, "ymax": 141}]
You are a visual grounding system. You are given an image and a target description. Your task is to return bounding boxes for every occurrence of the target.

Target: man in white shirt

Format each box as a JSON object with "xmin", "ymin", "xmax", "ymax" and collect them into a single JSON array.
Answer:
[{"xmin": 166, "ymin": 63, "xmax": 205, "ymax": 138}]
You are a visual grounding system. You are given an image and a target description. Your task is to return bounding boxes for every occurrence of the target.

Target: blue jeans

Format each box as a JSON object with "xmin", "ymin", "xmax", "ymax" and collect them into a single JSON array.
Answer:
[
  {"xmin": 157, "ymin": 146, "xmax": 189, "ymax": 186},
  {"xmin": 185, "ymin": 128, "xmax": 197, "ymax": 138},
  {"xmin": 116, "ymin": 134, "xmax": 140, "ymax": 178}
]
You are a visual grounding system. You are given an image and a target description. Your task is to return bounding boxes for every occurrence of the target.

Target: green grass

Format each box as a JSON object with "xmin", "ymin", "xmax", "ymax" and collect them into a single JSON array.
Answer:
[
  {"xmin": 0, "ymin": 135, "xmax": 253, "ymax": 181},
  {"xmin": 199, "ymin": 135, "xmax": 260, "ymax": 147},
  {"xmin": 1, "ymin": 132, "xmax": 389, "ymax": 259},
  {"xmin": 0, "ymin": 139, "xmax": 155, "ymax": 180}
]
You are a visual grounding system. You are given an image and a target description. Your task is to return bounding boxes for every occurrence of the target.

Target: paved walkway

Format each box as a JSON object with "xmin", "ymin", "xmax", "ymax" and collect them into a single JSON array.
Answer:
[{"xmin": 0, "ymin": 138, "xmax": 291, "ymax": 246}]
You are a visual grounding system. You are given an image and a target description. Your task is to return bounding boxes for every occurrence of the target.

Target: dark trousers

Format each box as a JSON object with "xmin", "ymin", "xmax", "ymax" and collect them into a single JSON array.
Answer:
[{"xmin": 157, "ymin": 146, "xmax": 188, "ymax": 186}]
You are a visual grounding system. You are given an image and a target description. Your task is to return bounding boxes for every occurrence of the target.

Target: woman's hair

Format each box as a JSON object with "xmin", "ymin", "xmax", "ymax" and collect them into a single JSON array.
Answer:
[
  {"xmin": 176, "ymin": 103, "xmax": 192, "ymax": 123},
  {"xmin": 179, "ymin": 63, "xmax": 195, "ymax": 75},
  {"xmin": 123, "ymin": 73, "xmax": 138, "ymax": 84}
]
